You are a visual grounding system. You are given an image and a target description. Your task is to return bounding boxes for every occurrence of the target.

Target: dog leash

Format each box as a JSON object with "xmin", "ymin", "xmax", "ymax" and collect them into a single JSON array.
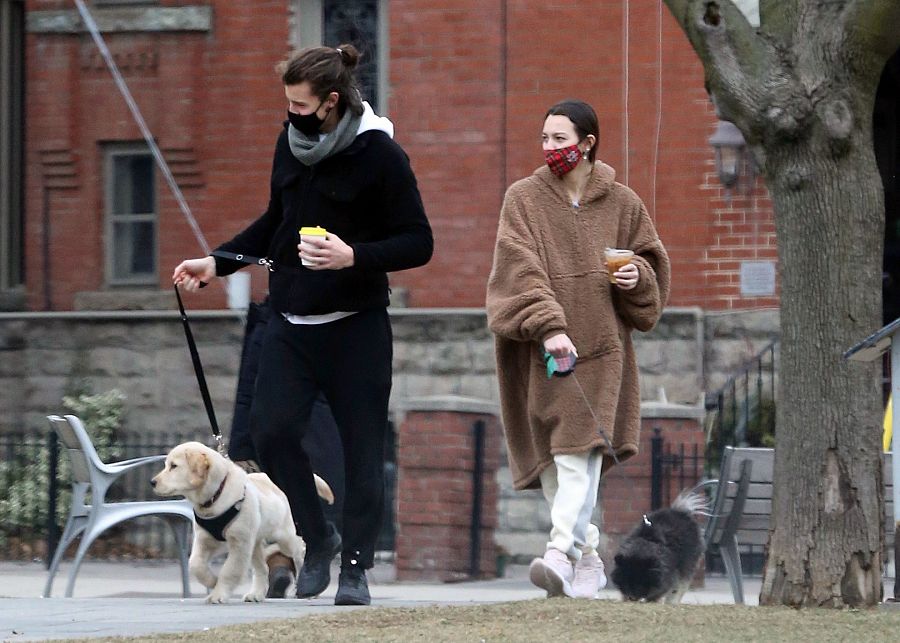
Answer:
[
  {"xmin": 174, "ymin": 284, "xmax": 227, "ymax": 457},
  {"xmin": 544, "ymin": 351, "xmax": 619, "ymax": 465}
]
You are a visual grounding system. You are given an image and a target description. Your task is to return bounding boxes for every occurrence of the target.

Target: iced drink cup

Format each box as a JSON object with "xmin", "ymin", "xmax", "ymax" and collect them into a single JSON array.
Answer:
[
  {"xmin": 299, "ymin": 226, "xmax": 328, "ymax": 266},
  {"xmin": 605, "ymin": 248, "xmax": 634, "ymax": 283}
]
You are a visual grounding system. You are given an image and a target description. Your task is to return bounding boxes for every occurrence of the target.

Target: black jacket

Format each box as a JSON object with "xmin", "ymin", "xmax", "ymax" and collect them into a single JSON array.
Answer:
[{"xmin": 213, "ymin": 126, "xmax": 433, "ymax": 315}]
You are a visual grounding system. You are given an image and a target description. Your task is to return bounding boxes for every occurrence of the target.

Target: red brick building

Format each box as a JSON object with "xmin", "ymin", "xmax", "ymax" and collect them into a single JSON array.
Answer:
[{"xmin": 8, "ymin": 0, "xmax": 794, "ymax": 314}]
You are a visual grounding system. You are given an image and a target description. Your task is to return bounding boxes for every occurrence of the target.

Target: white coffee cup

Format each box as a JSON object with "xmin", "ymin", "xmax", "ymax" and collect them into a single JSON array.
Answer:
[{"xmin": 299, "ymin": 226, "xmax": 328, "ymax": 266}]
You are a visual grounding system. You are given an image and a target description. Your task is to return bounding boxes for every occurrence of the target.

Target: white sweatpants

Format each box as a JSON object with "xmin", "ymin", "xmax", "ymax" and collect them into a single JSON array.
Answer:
[{"xmin": 539, "ymin": 448, "xmax": 603, "ymax": 561}]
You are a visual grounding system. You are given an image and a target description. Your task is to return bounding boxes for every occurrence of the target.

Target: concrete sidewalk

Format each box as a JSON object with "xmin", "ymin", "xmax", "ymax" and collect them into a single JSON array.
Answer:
[{"xmin": 0, "ymin": 560, "xmax": 757, "ymax": 642}]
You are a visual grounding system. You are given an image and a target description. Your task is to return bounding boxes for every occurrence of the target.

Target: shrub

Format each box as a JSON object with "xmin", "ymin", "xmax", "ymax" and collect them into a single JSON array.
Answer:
[{"xmin": 0, "ymin": 390, "xmax": 126, "ymax": 541}]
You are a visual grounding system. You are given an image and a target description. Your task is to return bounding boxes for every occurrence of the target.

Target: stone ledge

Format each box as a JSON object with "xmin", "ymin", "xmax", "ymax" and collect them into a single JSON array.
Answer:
[
  {"xmin": 27, "ymin": 6, "xmax": 212, "ymax": 33},
  {"xmin": 396, "ymin": 394, "xmax": 499, "ymax": 415},
  {"xmin": 74, "ymin": 289, "xmax": 178, "ymax": 311},
  {"xmin": 640, "ymin": 400, "xmax": 706, "ymax": 420}
]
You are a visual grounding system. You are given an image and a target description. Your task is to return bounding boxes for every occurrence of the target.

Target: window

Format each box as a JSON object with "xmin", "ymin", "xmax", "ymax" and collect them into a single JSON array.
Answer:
[
  {"xmin": 104, "ymin": 145, "xmax": 157, "ymax": 285},
  {"xmin": 0, "ymin": 0, "xmax": 25, "ymax": 292},
  {"xmin": 294, "ymin": 0, "xmax": 387, "ymax": 114}
]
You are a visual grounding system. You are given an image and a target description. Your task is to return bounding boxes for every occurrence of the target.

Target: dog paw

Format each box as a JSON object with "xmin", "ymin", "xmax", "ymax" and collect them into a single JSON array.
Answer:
[
  {"xmin": 205, "ymin": 591, "xmax": 229, "ymax": 604},
  {"xmin": 243, "ymin": 591, "xmax": 265, "ymax": 603}
]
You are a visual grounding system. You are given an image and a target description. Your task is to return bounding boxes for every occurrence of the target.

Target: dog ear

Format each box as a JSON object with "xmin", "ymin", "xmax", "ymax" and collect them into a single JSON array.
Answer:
[{"xmin": 186, "ymin": 449, "xmax": 210, "ymax": 487}]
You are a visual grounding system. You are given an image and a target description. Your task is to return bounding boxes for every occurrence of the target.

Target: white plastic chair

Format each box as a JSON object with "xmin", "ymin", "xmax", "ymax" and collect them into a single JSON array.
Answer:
[{"xmin": 43, "ymin": 414, "xmax": 193, "ymax": 598}]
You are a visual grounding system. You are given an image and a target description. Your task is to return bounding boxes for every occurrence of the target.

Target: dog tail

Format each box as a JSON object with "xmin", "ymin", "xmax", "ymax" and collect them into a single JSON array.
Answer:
[
  {"xmin": 313, "ymin": 474, "xmax": 335, "ymax": 505},
  {"xmin": 671, "ymin": 490, "xmax": 709, "ymax": 517}
]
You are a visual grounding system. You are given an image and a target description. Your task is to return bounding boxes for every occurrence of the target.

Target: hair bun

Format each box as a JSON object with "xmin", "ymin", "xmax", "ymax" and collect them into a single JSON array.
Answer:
[{"xmin": 336, "ymin": 43, "xmax": 361, "ymax": 69}]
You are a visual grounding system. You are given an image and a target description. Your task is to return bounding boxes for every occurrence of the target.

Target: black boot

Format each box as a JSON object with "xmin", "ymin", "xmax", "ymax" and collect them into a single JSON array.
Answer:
[
  {"xmin": 335, "ymin": 564, "xmax": 370, "ymax": 606},
  {"xmin": 265, "ymin": 552, "xmax": 295, "ymax": 599},
  {"xmin": 296, "ymin": 523, "xmax": 341, "ymax": 598}
]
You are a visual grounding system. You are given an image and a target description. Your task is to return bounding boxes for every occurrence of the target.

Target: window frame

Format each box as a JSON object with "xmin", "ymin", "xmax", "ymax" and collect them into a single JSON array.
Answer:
[
  {"xmin": 293, "ymin": 0, "xmax": 389, "ymax": 115},
  {"xmin": 91, "ymin": 1, "xmax": 158, "ymax": 6},
  {"xmin": 103, "ymin": 143, "xmax": 158, "ymax": 287},
  {"xmin": 0, "ymin": 0, "xmax": 25, "ymax": 292}
]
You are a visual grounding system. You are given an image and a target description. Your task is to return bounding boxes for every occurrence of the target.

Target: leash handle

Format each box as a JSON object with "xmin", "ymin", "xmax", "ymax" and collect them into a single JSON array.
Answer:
[
  {"xmin": 544, "ymin": 351, "xmax": 576, "ymax": 378},
  {"xmin": 174, "ymin": 284, "xmax": 225, "ymax": 456}
]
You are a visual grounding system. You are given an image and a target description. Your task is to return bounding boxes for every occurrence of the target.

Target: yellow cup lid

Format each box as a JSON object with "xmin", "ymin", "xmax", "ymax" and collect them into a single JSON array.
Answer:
[{"xmin": 299, "ymin": 226, "xmax": 328, "ymax": 236}]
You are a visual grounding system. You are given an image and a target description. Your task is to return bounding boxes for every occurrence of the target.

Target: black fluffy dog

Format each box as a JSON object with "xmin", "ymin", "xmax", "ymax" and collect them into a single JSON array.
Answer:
[{"xmin": 610, "ymin": 492, "xmax": 706, "ymax": 603}]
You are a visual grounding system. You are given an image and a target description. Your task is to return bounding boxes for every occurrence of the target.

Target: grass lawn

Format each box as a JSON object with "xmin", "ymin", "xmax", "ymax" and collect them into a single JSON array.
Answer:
[{"xmin": 71, "ymin": 598, "xmax": 900, "ymax": 642}]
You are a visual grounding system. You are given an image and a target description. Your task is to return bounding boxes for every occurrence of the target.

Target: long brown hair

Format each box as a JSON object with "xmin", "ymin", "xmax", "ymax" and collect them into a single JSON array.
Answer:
[{"xmin": 276, "ymin": 44, "xmax": 364, "ymax": 117}]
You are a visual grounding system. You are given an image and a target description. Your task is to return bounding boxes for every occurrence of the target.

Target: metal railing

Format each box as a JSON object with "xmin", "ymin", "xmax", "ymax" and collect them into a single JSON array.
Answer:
[
  {"xmin": 649, "ymin": 429, "xmax": 704, "ymax": 511},
  {"xmin": 704, "ymin": 340, "xmax": 778, "ymax": 477}
]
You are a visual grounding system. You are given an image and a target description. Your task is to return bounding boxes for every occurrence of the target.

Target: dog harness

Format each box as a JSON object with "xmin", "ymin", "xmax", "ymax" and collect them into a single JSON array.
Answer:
[
  {"xmin": 193, "ymin": 474, "xmax": 245, "ymax": 542},
  {"xmin": 194, "ymin": 503, "xmax": 242, "ymax": 542}
]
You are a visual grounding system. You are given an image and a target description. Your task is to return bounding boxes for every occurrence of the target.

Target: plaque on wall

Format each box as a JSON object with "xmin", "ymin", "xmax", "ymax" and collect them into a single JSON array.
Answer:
[{"xmin": 740, "ymin": 260, "xmax": 776, "ymax": 296}]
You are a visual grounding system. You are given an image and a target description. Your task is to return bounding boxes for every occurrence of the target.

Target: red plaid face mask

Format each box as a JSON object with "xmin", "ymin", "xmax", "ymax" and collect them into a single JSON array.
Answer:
[{"xmin": 544, "ymin": 143, "xmax": 582, "ymax": 178}]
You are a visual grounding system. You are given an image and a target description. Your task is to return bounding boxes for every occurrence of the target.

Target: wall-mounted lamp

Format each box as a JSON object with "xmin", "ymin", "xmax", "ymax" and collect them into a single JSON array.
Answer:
[{"xmin": 708, "ymin": 119, "xmax": 754, "ymax": 191}]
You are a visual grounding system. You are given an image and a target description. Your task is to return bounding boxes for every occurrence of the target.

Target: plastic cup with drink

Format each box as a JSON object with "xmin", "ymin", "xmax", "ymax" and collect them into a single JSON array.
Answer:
[
  {"xmin": 604, "ymin": 248, "xmax": 634, "ymax": 284},
  {"xmin": 299, "ymin": 226, "xmax": 328, "ymax": 266}
]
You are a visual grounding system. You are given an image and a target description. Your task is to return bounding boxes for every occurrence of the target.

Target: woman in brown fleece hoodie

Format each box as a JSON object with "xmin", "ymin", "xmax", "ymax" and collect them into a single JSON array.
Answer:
[{"xmin": 486, "ymin": 100, "xmax": 670, "ymax": 599}]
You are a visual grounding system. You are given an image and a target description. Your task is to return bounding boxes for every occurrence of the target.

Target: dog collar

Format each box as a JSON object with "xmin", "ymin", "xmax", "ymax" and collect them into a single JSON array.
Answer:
[{"xmin": 199, "ymin": 474, "xmax": 228, "ymax": 509}]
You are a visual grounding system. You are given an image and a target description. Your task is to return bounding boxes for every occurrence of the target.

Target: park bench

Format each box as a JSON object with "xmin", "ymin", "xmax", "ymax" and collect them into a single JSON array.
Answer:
[{"xmin": 703, "ymin": 446, "xmax": 894, "ymax": 604}]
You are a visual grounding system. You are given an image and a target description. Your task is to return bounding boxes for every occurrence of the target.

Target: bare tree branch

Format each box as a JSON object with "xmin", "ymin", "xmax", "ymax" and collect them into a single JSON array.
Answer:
[{"xmin": 662, "ymin": 1, "xmax": 772, "ymax": 125}]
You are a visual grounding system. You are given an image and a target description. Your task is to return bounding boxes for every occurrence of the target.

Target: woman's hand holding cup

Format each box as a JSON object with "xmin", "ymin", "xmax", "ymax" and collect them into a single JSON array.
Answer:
[{"xmin": 604, "ymin": 248, "xmax": 639, "ymax": 290}]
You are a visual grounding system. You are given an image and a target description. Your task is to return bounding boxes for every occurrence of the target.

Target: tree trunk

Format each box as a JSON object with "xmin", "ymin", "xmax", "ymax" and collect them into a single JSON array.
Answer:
[
  {"xmin": 660, "ymin": 0, "xmax": 900, "ymax": 607},
  {"xmin": 760, "ymin": 131, "xmax": 884, "ymax": 608}
]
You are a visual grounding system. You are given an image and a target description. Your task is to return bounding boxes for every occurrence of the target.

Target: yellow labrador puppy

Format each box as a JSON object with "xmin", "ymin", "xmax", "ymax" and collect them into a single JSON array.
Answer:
[{"xmin": 151, "ymin": 441, "xmax": 333, "ymax": 604}]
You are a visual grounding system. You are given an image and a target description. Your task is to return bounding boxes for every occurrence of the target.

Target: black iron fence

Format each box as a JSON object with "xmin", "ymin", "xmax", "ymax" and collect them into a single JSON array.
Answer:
[
  {"xmin": 704, "ymin": 340, "xmax": 778, "ymax": 477},
  {"xmin": 0, "ymin": 429, "xmax": 205, "ymax": 562},
  {"xmin": 0, "ymin": 428, "xmax": 398, "ymax": 563},
  {"xmin": 649, "ymin": 429, "xmax": 704, "ymax": 511}
]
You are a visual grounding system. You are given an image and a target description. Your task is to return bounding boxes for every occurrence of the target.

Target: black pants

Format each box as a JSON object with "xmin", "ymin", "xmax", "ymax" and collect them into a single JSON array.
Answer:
[
  {"xmin": 228, "ymin": 300, "xmax": 345, "ymax": 529},
  {"xmin": 250, "ymin": 308, "xmax": 392, "ymax": 569}
]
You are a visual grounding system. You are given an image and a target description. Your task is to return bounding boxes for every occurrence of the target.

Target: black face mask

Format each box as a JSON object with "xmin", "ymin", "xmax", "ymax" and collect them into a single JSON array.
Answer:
[{"xmin": 288, "ymin": 100, "xmax": 326, "ymax": 136}]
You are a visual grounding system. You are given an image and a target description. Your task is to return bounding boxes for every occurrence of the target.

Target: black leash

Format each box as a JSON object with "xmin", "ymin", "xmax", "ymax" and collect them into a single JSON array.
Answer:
[
  {"xmin": 211, "ymin": 250, "xmax": 274, "ymax": 271},
  {"xmin": 210, "ymin": 249, "xmax": 307, "ymax": 276},
  {"xmin": 174, "ymin": 283, "xmax": 226, "ymax": 456}
]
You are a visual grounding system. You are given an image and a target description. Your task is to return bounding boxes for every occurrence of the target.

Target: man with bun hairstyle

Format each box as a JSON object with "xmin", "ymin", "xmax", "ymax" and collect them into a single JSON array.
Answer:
[{"xmin": 173, "ymin": 44, "xmax": 433, "ymax": 606}]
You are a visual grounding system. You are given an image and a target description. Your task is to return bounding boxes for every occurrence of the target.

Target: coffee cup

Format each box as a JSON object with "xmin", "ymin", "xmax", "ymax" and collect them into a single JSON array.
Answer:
[
  {"xmin": 299, "ymin": 226, "xmax": 328, "ymax": 266},
  {"xmin": 604, "ymin": 248, "xmax": 634, "ymax": 283}
]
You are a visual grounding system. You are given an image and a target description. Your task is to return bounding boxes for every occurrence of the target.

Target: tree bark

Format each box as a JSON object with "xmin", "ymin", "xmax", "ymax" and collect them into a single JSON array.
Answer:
[
  {"xmin": 661, "ymin": 0, "xmax": 900, "ymax": 607},
  {"xmin": 761, "ymin": 134, "xmax": 884, "ymax": 607}
]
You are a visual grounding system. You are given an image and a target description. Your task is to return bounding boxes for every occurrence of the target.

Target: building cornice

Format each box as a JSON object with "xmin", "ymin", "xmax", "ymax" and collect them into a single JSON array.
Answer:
[{"xmin": 27, "ymin": 6, "xmax": 212, "ymax": 34}]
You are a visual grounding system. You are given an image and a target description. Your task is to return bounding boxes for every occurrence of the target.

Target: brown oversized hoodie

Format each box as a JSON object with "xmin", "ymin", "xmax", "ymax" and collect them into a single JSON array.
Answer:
[{"xmin": 486, "ymin": 162, "xmax": 670, "ymax": 490}]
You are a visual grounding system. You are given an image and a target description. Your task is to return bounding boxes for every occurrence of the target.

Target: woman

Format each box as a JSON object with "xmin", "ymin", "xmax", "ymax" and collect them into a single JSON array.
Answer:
[
  {"xmin": 486, "ymin": 99, "xmax": 669, "ymax": 598},
  {"xmin": 173, "ymin": 44, "xmax": 433, "ymax": 606}
]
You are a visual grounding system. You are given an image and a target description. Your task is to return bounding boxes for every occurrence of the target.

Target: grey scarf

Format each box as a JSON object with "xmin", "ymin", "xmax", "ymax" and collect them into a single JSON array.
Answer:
[{"xmin": 288, "ymin": 108, "xmax": 362, "ymax": 166}]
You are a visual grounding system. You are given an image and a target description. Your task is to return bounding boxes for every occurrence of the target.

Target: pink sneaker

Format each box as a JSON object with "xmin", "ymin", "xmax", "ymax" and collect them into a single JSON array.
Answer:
[
  {"xmin": 571, "ymin": 552, "xmax": 607, "ymax": 599},
  {"xmin": 528, "ymin": 549, "xmax": 574, "ymax": 597}
]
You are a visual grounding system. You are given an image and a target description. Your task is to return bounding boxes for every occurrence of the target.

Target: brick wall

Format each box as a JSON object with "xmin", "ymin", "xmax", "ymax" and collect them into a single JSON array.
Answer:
[
  {"xmin": 395, "ymin": 402, "xmax": 502, "ymax": 580},
  {"xmin": 23, "ymin": 1, "xmax": 778, "ymax": 311}
]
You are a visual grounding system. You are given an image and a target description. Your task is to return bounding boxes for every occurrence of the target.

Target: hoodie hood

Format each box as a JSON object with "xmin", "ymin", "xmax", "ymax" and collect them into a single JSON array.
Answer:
[
  {"xmin": 533, "ymin": 161, "xmax": 616, "ymax": 206},
  {"xmin": 356, "ymin": 101, "xmax": 394, "ymax": 138}
]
